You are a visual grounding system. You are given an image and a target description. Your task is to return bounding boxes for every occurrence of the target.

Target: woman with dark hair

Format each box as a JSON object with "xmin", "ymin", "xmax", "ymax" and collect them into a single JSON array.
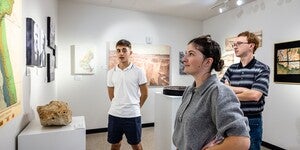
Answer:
[{"xmin": 172, "ymin": 35, "xmax": 250, "ymax": 150}]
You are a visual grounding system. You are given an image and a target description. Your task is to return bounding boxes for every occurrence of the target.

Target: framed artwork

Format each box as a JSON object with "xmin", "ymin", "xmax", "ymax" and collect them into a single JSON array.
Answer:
[
  {"xmin": 274, "ymin": 40, "xmax": 300, "ymax": 83},
  {"xmin": 47, "ymin": 53, "xmax": 55, "ymax": 82},
  {"xmin": 108, "ymin": 43, "xmax": 170, "ymax": 86},
  {"xmin": 0, "ymin": 0, "xmax": 22, "ymax": 127},
  {"xmin": 71, "ymin": 45, "xmax": 95, "ymax": 75},
  {"xmin": 179, "ymin": 51, "xmax": 186, "ymax": 75},
  {"xmin": 47, "ymin": 17, "xmax": 55, "ymax": 50},
  {"xmin": 26, "ymin": 18, "xmax": 46, "ymax": 67},
  {"xmin": 26, "ymin": 18, "xmax": 38, "ymax": 66}
]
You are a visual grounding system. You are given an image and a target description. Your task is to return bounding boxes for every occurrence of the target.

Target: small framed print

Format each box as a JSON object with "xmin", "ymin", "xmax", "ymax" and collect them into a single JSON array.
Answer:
[{"xmin": 274, "ymin": 40, "xmax": 300, "ymax": 83}]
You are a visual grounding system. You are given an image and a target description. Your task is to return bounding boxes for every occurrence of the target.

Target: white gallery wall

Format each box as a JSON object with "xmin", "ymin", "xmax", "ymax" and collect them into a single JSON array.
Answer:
[
  {"xmin": 57, "ymin": 0, "xmax": 199, "ymax": 129},
  {"xmin": 0, "ymin": 0, "xmax": 57, "ymax": 150},
  {"xmin": 203, "ymin": 0, "xmax": 300, "ymax": 149},
  {"xmin": 2, "ymin": 0, "xmax": 299, "ymax": 150}
]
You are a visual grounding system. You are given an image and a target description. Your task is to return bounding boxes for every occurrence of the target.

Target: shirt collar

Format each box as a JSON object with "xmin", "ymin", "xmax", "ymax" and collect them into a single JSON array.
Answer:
[
  {"xmin": 191, "ymin": 74, "xmax": 217, "ymax": 95},
  {"xmin": 115, "ymin": 63, "xmax": 133, "ymax": 71},
  {"xmin": 238, "ymin": 57, "xmax": 256, "ymax": 69}
]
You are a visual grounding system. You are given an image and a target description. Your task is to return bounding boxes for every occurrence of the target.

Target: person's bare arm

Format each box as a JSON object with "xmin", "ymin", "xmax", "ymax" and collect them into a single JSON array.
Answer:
[
  {"xmin": 107, "ymin": 87, "xmax": 114, "ymax": 101},
  {"xmin": 139, "ymin": 83, "xmax": 148, "ymax": 107},
  {"xmin": 203, "ymin": 136, "xmax": 250, "ymax": 150}
]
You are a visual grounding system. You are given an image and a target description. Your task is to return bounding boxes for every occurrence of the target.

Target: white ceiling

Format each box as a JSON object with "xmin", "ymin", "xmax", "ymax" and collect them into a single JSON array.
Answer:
[{"xmin": 65, "ymin": 0, "xmax": 256, "ymax": 20}]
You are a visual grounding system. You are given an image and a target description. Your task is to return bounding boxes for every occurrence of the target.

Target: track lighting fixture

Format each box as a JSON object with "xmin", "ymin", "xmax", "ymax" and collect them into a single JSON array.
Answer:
[{"xmin": 211, "ymin": 0, "xmax": 256, "ymax": 14}]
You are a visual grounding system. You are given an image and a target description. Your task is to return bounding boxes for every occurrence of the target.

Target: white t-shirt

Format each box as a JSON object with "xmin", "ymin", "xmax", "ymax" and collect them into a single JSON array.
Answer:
[{"xmin": 107, "ymin": 63, "xmax": 147, "ymax": 118}]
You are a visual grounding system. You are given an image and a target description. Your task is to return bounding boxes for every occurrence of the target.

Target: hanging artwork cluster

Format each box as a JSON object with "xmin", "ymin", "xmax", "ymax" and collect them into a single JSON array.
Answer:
[{"xmin": 26, "ymin": 16, "xmax": 56, "ymax": 82}]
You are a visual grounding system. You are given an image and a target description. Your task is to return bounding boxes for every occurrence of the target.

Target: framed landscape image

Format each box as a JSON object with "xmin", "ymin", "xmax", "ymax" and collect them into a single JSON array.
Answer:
[{"xmin": 274, "ymin": 40, "xmax": 300, "ymax": 83}]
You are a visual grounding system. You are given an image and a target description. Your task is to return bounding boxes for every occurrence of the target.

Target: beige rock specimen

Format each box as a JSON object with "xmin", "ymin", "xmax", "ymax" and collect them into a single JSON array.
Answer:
[{"xmin": 37, "ymin": 100, "xmax": 72, "ymax": 126}]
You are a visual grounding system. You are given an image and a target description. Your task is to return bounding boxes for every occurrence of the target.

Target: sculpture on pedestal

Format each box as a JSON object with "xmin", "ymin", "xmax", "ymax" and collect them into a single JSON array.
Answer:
[{"xmin": 37, "ymin": 100, "xmax": 72, "ymax": 126}]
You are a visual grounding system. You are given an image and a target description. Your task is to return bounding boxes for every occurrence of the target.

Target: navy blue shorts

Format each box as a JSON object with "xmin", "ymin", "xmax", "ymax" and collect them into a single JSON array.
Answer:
[{"xmin": 107, "ymin": 115, "xmax": 142, "ymax": 145}]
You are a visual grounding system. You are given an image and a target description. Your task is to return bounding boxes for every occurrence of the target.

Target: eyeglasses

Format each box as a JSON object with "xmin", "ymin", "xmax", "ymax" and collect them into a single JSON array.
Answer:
[{"xmin": 232, "ymin": 41, "xmax": 248, "ymax": 47}]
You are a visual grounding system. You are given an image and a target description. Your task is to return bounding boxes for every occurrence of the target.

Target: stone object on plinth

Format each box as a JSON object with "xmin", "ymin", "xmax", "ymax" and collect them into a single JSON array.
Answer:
[{"xmin": 37, "ymin": 100, "xmax": 72, "ymax": 126}]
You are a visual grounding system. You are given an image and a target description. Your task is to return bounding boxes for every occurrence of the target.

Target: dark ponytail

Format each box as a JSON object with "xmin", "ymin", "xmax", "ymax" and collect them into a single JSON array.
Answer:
[{"xmin": 188, "ymin": 35, "xmax": 224, "ymax": 72}]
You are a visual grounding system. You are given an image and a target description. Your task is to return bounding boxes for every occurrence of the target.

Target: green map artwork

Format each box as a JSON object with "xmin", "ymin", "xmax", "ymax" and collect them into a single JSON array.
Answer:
[
  {"xmin": 0, "ymin": 0, "xmax": 17, "ymax": 109},
  {"xmin": 277, "ymin": 48, "xmax": 300, "ymax": 74}
]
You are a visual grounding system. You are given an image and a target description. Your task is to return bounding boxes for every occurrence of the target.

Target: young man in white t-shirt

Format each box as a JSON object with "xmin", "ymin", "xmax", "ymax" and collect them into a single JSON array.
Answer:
[{"xmin": 107, "ymin": 39, "xmax": 148, "ymax": 150}]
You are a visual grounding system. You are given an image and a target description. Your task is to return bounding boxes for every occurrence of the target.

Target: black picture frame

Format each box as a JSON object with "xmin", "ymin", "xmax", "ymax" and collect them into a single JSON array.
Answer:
[
  {"xmin": 26, "ymin": 18, "xmax": 47, "ymax": 67},
  {"xmin": 47, "ymin": 16, "xmax": 55, "ymax": 50},
  {"xmin": 47, "ymin": 52, "xmax": 55, "ymax": 82},
  {"xmin": 274, "ymin": 40, "xmax": 300, "ymax": 83},
  {"xmin": 26, "ymin": 18, "xmax": 35, "ymax": 66}
]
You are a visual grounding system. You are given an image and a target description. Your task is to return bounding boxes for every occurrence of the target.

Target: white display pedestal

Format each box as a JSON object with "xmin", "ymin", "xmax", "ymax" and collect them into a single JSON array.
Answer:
[
  {"xmin": 18, "ymin": 116, "xmax": 86, "ymax": 150},
  {"xmin": 154, "ymin": 92, "xmax": 182, "ymax": 150}
]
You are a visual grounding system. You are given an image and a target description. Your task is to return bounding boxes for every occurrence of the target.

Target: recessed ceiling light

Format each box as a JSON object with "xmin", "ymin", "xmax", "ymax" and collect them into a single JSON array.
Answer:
[
  {"xmin": 236, "ymin": 0, "xmax": 243, "ymax": 6},
  {"xmin": 219, "ymin": 7, "xmax": 224, "ymax": 13}
]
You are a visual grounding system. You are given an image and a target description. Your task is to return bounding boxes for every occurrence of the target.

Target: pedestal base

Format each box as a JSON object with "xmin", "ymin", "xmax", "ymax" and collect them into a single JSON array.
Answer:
[{"xmin": 18, "ymin": 116, "xmax": 86, "ymax": 150}]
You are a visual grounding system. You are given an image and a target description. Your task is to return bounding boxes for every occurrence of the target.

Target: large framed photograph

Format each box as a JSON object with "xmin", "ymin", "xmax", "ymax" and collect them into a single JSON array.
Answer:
[
  {"xmin": 47, "ymin": 16, "xmax": 55, "ymax": 50},
  {"xmin": 274, "ymin": 40, "xmax": 300, "ymax": 83}
]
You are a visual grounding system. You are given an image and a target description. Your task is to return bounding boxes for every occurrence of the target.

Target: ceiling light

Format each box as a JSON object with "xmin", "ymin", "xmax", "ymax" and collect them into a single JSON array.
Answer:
[
  {"xmin": 219, "ymin": 7, "xmax": 224, "ymax": 13},
  {"xmin": 211, "ymin": 0, "xmax": 256, "ymax": 14},
  {"xmin": 236, "ymin": 0, "xmax": 243, "ymax": 6}
]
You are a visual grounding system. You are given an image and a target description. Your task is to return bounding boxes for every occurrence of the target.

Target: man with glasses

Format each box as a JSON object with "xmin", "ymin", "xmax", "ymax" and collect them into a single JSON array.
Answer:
[{"xmin": 221, "ymin": 31, "xmax": 270, "ymax": 150}]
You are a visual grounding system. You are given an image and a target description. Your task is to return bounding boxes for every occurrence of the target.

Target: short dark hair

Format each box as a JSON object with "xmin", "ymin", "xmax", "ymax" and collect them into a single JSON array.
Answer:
[
  {"xmin": 188, "ymin": 35, "xmax": 224, "ymax": 72},
  {"xmin": 116, "ymin": 39, "xmax": 131, "ymax": 49},
  {"xmin": 238, "ymin": 31, "xmax": 259, "ymax": 53}
]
